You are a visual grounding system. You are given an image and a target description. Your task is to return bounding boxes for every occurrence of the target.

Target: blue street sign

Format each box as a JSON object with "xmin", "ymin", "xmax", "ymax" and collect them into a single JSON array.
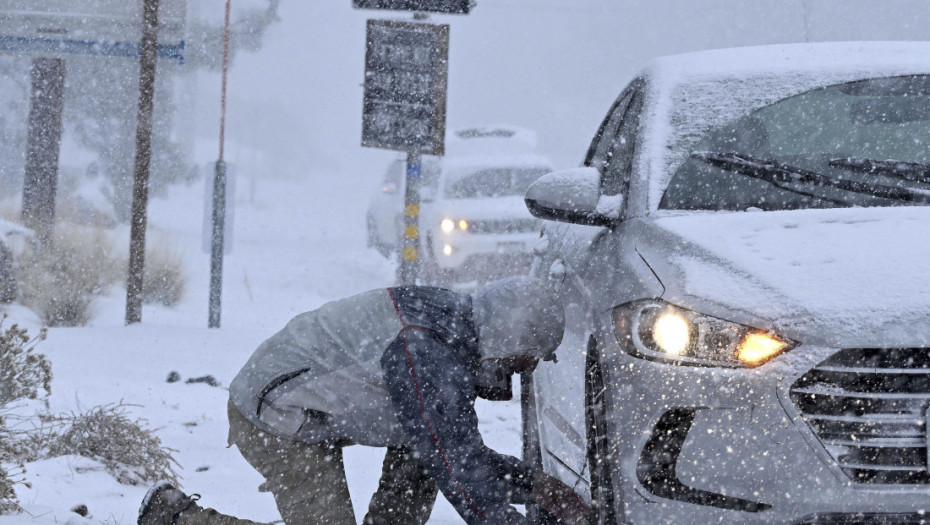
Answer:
[{"xmin": 0, "ymin": 35, "xmax": 185, "ymax": 63}]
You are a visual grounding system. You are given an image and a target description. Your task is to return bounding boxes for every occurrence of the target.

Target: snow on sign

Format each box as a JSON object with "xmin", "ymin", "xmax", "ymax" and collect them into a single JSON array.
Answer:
[
  {"xmin": 0, "ymin": 0, "xmax": 186, "ymax": 63},
  {"xmin": 353, "ymin": 0, "xmax": 472, "ymax": 15},
  {"xmin": 362, "ymin": 19, "xmax": 448, "ymax": 156}
]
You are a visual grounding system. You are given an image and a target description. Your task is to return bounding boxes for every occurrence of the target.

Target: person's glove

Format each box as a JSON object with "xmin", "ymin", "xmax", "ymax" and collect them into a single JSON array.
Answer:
[{"xmin": 532, "ymin": 471, "xmax": 593, "ymax": 525}]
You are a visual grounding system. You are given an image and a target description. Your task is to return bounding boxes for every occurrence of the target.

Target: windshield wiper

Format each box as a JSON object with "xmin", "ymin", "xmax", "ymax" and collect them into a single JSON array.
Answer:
[
  {"xmin": 691, "ymin": 151, "xmax": 930, "ymax": 204},
  {"xmin": 829, "ymin": 157, "xmax": 930, "ymax": 184}
]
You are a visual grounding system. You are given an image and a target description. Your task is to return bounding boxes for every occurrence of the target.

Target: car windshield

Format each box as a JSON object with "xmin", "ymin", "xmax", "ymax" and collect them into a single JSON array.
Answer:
[
  {"xmin": 385, "ymin": 158, "xmax": 441, "ymax": 190},
  {"xmin": 660, "ymin": 75, "xmax": 930, "ymax": 211},
  {"xmin": 443, "ymin": 167, "xmax": 551, "ymax": 199}
]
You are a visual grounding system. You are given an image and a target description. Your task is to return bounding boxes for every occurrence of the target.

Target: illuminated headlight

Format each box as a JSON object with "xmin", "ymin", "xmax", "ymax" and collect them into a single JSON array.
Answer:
[
  {"xmin": 442, "ymin": 244, "xmax": 454, "ymax": 256},
  {"xmin": 440, "ymin": 218, "xmax": 469, "ymax": 234},
  {"xmin": 612, "ymin": 300, "xmax": 797, "ymax": 367}
]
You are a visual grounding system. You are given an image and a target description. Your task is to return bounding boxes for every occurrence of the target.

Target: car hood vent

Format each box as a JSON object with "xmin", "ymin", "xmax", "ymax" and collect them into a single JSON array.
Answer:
[{"xmin": 790, "ymin": 348, "xmax": 930, "ymax": 484}]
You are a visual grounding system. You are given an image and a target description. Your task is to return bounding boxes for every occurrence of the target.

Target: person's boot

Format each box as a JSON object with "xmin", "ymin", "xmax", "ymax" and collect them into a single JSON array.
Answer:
[{"xmin": 138, "ymin": 481, "xmax": 201, "ymax": 525}]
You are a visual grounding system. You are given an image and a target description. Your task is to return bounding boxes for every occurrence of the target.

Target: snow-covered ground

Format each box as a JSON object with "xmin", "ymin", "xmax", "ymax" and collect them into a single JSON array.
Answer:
[{"xmin": 0, "ymin": 168, "xmax": 523, "ymax": 524}]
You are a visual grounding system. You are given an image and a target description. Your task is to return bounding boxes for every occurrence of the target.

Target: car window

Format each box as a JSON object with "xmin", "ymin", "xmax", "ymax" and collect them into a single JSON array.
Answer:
[
  {"xmin": 383, "ymin": 161, "xmax": 403, "ymax": 185},
  {"xmin": 585, "ymin": 89, "xmax": 635, "ymax": 173},
  {"xmin": 661, "ymin": 74, "xmax": 930, "ymax": 211},
  {"xmin": 601, "ymin": 89, "xmax": 644, "ymax": 199},
  {"xmin": 444, "ymin": 167, "xmax": 551, "ymax": 199},
  {"xmin": 421, "ymin": 158, "xmax": 441, "ymax": 192},
  {"xmin": 387, "ymin": 157, "xmax": 441, "ymax": 196},
  {"xmin": 583, "ymin": 79, "xmax": 645, "ymax": 222}
]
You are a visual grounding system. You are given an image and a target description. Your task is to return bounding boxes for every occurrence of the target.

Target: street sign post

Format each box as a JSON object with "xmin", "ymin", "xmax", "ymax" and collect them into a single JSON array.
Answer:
[
  {"xmin": 362, "ymin": 19, "xmax": 449, "ymax": 285},
  {"xmin": 353, "ymin": 0, "xmax": 472, "ymax": 15}
]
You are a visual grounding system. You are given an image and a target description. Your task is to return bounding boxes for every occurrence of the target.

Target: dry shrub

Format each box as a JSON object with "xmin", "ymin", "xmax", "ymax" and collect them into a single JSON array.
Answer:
[
  {"xmin": 0, "ymin": 317, "xmax": 49, "ymax": 407},
  {"xmin": 0, "ymin": 464, "xmax": 21, "ymax": 515},
  {"xmin": 142, "ymin": 238, "xmax": 186, "ymax": 307},
  {"xmin": 0, "ymin": 320, "xmax": 49, "ymax": 514},
  {"xmin": 16, "ymin": 224, "xmax": 121, "ymax": 326},
  {"xmin": 2, "ymin": 403, "xmax": 180, "ymax": 511},
  {"xmin": 38, "ymin": 404, "xmax": 181, "ymax": 486}
]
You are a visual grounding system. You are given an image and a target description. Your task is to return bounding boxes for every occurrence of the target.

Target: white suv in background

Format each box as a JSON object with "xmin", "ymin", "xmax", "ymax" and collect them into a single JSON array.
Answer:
[
  {"xmin": 366, "ymin": 126, "xmax": 554, "ymax": 286},
  {"xmin": 419, "ymin": 126, "xmax": 553, "ymax": 285}
]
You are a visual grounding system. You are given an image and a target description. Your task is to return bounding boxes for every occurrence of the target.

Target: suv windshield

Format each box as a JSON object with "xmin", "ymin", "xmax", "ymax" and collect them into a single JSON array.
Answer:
[
  {"xmin": 444, "ymin": 167, "xmax": 551, "ymax": 199},
  {"xmin": 660, "ymin": 75, "xmax": 930, "ymax": 211}
]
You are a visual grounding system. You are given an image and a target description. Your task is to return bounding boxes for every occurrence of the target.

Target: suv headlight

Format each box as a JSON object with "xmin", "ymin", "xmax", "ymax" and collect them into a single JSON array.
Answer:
[
  {"xmin": 440, "ymin": 218, "xmax": 468, "ymax": 234},
  {"xmin": 612, "ymin": 300, "xmax": 797, "ymax": 368}
]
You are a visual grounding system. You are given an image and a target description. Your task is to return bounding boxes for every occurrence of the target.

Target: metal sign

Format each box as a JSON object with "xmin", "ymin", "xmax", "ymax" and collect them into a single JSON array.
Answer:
[
  {"xmin": 362, "ymin": 19, "xmax": 448, "ymax": 156},
  {"xmin": 0, "ymin": 0, "xmax": 186, "ymax": 62},
  {"xmin": 353, "ymin": 0, "xmax": 472, "ymax": 15}
]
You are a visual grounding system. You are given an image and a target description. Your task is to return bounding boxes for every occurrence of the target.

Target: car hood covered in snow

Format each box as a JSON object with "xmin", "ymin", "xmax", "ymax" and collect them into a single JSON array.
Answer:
[
  {"xmin": 635, "ymin": 207, "xmax": 930, "ymax": 348},
  {"xmin": 425, "ymin": 195, "xmax": 537, "ymax": 222}
]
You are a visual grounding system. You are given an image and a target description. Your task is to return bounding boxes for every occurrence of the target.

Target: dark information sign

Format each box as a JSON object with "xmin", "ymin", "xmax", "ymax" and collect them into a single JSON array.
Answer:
[
  {"xmin": 353, "ymin": 0, "xmax": 471, "ymax": 15},
  {"xmin": 362, "ymin": 20, "xmax": 448, "ymax": 156}
]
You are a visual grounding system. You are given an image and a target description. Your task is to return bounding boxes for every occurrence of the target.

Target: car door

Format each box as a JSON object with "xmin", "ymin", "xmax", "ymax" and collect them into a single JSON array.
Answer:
[
  {"xmin": 368, "ymin": 159, "xmax": 404, "ymax": 253},
  {"xmin": 530, "ymin": 79, "xmax": 646, "ymax": 493}
]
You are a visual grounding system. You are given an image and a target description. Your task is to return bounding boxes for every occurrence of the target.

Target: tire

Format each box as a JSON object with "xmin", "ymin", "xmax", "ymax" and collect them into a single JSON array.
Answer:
[
  {"xmin": 520, "ymin": 371, "xmax": 558, "ymax": 524},
  {"xmin": 585, "ymin": 336, "xmax": 618, "ymax": 524}
]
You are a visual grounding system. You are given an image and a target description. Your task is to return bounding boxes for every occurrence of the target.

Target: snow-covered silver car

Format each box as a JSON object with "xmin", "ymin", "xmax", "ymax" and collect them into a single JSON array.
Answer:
[{"xmin": 522, "ymin": 42, "xmax": 930, "ymax": 524}]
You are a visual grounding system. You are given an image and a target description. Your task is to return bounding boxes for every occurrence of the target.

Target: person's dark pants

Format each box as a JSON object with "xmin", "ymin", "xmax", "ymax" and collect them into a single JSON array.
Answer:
[
  {"xmin": 363, "ymin": 445, "xmax": 437, "ymax": 525},
  {"xmin": 222, "ymin": 400, "xmax": 437, "ymax": 525}
]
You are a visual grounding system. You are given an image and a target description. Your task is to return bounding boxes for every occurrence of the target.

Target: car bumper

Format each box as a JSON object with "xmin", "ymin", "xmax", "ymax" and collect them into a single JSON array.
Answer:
[
  {"xmin": 601, "ymin": 339, "xmax": 930, "ymax": 524},
  {"xmin": 427, "ymin": 229, "xmax": 537, "ymax": 275}
]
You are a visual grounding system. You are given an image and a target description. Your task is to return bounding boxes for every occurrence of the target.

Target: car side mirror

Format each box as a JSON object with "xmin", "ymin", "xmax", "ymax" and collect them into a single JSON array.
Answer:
[{"xmin": 524, "ymin": 167, "xmax": 621, "ymax": 227}]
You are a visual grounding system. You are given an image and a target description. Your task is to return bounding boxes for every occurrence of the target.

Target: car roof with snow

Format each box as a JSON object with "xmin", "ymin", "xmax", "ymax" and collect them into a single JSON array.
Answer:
[
  {"xmin": 438, "ymin": 126, "xmax": 554, "ymax": 187},
  {"xmin": 643, "ymin": 41, "xmax": 930, "ymax": 85},
  {"xmin": 635, "ymin": 41, "xmax": 930, "ymax": 210}
]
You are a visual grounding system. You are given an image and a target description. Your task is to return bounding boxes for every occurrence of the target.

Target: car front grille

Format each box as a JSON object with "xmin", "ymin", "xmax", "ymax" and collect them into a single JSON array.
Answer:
[
  {"xmin": 795, "ymin": 513, "xmax": 930, "ymax": 524},
  {"xmin": 466, "ymin": 219, "xmax": 540, "ymax": 234},
  {"xmin": 790, "ymin": 348, "xmax": 930, "ymax": 485}
]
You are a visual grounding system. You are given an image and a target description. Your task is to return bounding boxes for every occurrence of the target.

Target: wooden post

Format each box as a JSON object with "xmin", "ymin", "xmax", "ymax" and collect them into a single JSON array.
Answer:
[
  {"xmin": 125, "ymin": 0, "xmax": 160, "ymax": 325},
  {"xmin": 22, "ymin": 57, "xmax": 65, "ymax": 247}
]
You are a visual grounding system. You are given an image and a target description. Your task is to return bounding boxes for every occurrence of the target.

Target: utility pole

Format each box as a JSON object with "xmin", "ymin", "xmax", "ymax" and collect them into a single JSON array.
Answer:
[
  {"xmin": 208, "ymin": 0, "xmax": 233, "ymax": 328},
  {"xmin": 125, "ymin": 0, "xmax": 160, "ymax": 325}
]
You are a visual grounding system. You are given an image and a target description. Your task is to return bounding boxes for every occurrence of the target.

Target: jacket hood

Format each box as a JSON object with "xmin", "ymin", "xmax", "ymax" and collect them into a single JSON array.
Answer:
[
  {"xmin": 635, "ymin": 207, "xmax": 930, "ymax": 348},
  {"xmin": 472, "ymin": 277, "xmax": 565, "ymax": 361}
]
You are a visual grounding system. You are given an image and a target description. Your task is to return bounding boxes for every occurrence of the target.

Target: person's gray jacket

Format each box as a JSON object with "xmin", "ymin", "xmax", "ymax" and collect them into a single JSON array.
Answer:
[{"xmin": 229, "ymin": 285, "xmax": 535, "ymax": 524}]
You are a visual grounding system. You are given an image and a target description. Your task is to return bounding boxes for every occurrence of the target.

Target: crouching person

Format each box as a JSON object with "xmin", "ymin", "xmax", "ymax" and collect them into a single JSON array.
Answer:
[{"xmin": 138, "ymin": 277, "xmax": 591, "ymax": 525}]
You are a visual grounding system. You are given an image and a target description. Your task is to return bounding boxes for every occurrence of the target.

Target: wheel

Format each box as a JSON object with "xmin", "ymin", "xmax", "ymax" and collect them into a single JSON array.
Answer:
[
  {"xmin": 522, "ymin": 366, "xmax": 584, "ymax": 525},
  {"xmin": 585, "ymin": 336, "xmax": 618, "ymax": 524},
  {"xmin": 520, "ymin": 371, "xmax": 554, "ymax": 524}
]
